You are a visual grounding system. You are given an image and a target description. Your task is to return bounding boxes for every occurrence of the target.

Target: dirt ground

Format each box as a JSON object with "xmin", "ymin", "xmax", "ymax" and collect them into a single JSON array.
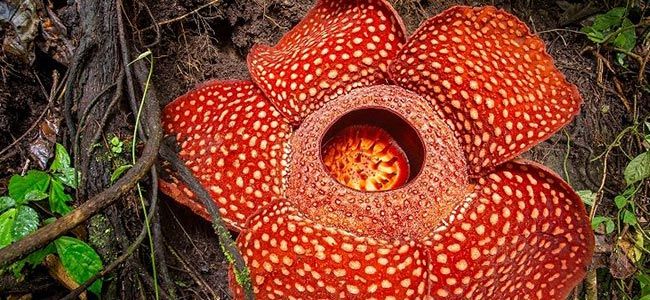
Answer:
[{"xmin": 0, "ymin": 0, "xmax": 648, "ymax": 299}]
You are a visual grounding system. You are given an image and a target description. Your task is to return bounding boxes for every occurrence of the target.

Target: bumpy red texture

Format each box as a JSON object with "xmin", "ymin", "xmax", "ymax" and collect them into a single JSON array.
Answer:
[
  {"xmin": 160, "ymin": 80, "xmax": 292, "ymax": 230},
  {"xmin": 425, "ymin": 160, "xmax": 593, "ymax": 299},
  {"xmin": 390, "ymin": 6, "xmax": 582, "ymax": 176},
  {"xmin": 248, "ymin": 0, "xmax": 407, "ymax": 124}
]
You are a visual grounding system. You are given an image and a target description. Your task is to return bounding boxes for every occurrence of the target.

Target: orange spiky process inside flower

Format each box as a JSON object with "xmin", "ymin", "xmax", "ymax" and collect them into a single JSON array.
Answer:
[{"xmin": 322, "ymin": 125, "xmax": 409, "ymax": 192}]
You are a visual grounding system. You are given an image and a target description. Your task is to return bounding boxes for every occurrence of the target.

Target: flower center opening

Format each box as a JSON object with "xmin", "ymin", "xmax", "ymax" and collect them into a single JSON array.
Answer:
[{"xmin": 320, "ymin": 108, "xmax": 425, "ymax": 192}]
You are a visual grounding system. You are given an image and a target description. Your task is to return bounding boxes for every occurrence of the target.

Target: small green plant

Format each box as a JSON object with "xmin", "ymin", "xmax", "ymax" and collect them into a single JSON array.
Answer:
[
  {"xmin": 106, "ymin": 134, "xmax": 133, "ymax": 183},
  {"xmin": 0, "ymin": 143, "xmax": 104, "ymax": 296},
  {"xmin": 581, "ymin": 7, "xmax": 638, "ymax": 65},
  {"xmin": 109, "ymin": 135, "xmax": 124, "ymax": 154},
  {"xmin": 579, "ymin": 189, "xmax": 616, "ymax": 234}
]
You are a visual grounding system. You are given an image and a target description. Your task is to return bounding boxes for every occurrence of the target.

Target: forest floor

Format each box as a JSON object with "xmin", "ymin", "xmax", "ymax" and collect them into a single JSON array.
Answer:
[{"xmin": 0, "ymin": 0, "xmax": 648, "ymax": 299}]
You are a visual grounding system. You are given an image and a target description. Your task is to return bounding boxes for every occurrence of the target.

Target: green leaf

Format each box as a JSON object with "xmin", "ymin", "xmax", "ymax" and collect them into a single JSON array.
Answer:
[
  {"xmin": 109, "ymin": 137, "xmax": 124, "ymax": 154},
  {"xmin": 638, "ymin": 271, "xmax": 650, "ymax": 286},
  {"xmin": 0, "ymin": 205, "xmax": 40, "ymax": 248},
  {"xmin": 8, "ymin": 171, "xmax": 51, "ymax": 203},
  {"xmin": 613, "ymin": 18, "xmax": 637, "ymax": 66},
  {"xmin": 0, "ymin": 209, "xmax": 17, "ymax": 248},
  {"xmin": 581, "ymin": 26, "xmax": 603, "ymax": 43},
  {"xmin": 50, "ymin": 143, "xmax": 71, "ymax": 172},
  {"xmin": 110, "ymin": 164, "xmax": 132, "ymax": 183},
  {"xmin": 592, "ymin": 216, "xmax": 615, "ymax": 234},
  {"xmin": 0, "ymin": 197, "xmax": 16, "ymax": 213},
  {"xmin": 614, "ymin": 195, "xmax": 628, "ymax": 210},
  {"xmin": 49, "ymin": 179, "xmax": 72, "ymax": 215},
  {"xmin": 639, "ymin": 272, "xmax": 650, "ymax": 298},
  {"xmin": 24, "ymin": 190, "xmax": 48, "ymax": 202},
  {"xmin": 605, "ymin": 219, "xmax": 615, "ymax": 234},
  {"xmin": 594, "ymin": 7, "xmax": 626, "ymax": 30},
  {"xmin": 54, "ymin": 236, "xmax": 104, "ymax": 296},
  {"xmin": 613, "ymin": 18, "xmax": 637, "ymax": 52},
  {"xmin": 622, "ymin": 210, "xmax": 638, "ymax": 225},
  {"xmin": 615, "ymin": 52, "xmax": 627, "ymax": 66},
  {"xmin": 12, "ymin": 206, "xmax": 39, "ymax": 241},
  {"xmin": 581, "ymin": 7, "xmax": 633, "ymax": 48},
  {"xmin": 54, "ymin": 167, "xmax": 78, "ymax": 188},
  {"xmin": 10, "ymin": 243, "xmax": 56, "ymax": 277},
  {"xmin": 624, "ymin": 151, "xmax": 650, "ymax": 185},
  {"xmin": 49, "ymin": 144, "xmax": 78, "ymax": 188},
  {"xmin": 577, "ymin": 190, "xmax": 596, "ymax": 206},
  {"xmin": 0, "ymin": 206, "xmax": 40, "ymax": 249},
  {"xmin": 111, "ymin": 145, "xmax": 123, "ymax": 154}
]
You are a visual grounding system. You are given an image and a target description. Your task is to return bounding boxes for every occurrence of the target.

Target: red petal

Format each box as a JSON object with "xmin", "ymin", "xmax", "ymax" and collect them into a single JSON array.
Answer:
[
  {"xmin": 424, "ymin": 160, "xmax": 593, "ymax": 299},
  {"xmin": 322, "ymin": 125, "xmax": 410, "ymax": 191},
  {"xmin": 230, "ymin": 200, "xmax": 429, "ymax": 299},
  {"xmin": 248, "ymin": 0, "xmax": 407, "ymax": 124},
  {"xmin": 160, "ymin": 80, "xmax": 292, "ymax": 230},
  {"xmin": 390, "ymin": 6, "xmax": 582, "ymax": 176}
]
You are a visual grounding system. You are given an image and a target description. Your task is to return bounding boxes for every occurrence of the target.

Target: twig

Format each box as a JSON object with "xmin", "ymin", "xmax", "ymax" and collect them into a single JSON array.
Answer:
[
  {"xmin": 159, "ymin": 142, "xmax": 254, "ymax": 300},
  {"xmin": 563, "ymin": 130, "xmax": 572, "ymax": 185},
  {"xmin": 590, "ymin": 144, "xmax": 611, "ymax": 221},
  {"xmin": 166, "ymin": 243, "xmax": 218, "ymax": 299},
  {"xmin": 585, "ymin": 269, "xmax": 598, "ymax": 300},
  {"xmin": 613, "ymin": 78, "xmax": 632, "ymax": 114},
  {"xmin": 136, "ymin": 0, "xmax": 220, "ymax": 33},
  {"xmin": 0, "ymin": 71, "xmax": 66, "ymax": 159},
  {"xmin": 132, "ymin": 0, "xmax": 161, "ymax": 48},
  {"xmin": 148, "ymin": 169, "xmax": 177, "ymax": 298},
  {"xmin": 164, "ymin": 201, "xmax": 208, "ymax": 261},
  {"xmin": 117, "ymin": 0, "xmax": 146, "ymax": 140},
  {"xmin": 0, "ymin": 101, "xmax": 51, "ymax": 159}
]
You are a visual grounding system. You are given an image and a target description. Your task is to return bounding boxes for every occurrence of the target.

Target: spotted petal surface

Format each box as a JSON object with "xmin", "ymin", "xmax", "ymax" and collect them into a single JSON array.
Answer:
[
  {"xmin": 248, "ymin": 0, "xmax": 407, "ymax": 124},
  {"xmin": 424, "ymin": 160, "xmax": 593, "ymax": 299},
  {"xmin": 390, "ymin": 6, "xmax": 582, "ymax": 176},
  {"xmin": 160, "ymin": 80, "xmax": 292, "ymax": 230},
  {"xmin": 231, "ymin": 200, "xmax": 429, "ymax": 299}
]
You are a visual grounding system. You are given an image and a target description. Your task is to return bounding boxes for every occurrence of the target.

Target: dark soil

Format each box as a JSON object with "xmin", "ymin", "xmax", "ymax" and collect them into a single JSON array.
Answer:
[{"xmin": 0, "ymin": 0, "xmax": 647, "ymax": 299}]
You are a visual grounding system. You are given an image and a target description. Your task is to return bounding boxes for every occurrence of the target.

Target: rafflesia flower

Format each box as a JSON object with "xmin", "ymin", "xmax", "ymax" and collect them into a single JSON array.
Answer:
[{"xmin": 160, "ymin": 1, "xmax": 594, "ymax": 299}]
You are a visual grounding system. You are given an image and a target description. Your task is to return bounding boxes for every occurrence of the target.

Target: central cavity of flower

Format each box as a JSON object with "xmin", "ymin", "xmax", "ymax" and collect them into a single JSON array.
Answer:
[
  {"xmin": 322, "ymin": 125, "xmax": 409, "ymax": 191},
  {"xmin": 320, "ymin": 108, "xmax": 426, "ymax": 192}
]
